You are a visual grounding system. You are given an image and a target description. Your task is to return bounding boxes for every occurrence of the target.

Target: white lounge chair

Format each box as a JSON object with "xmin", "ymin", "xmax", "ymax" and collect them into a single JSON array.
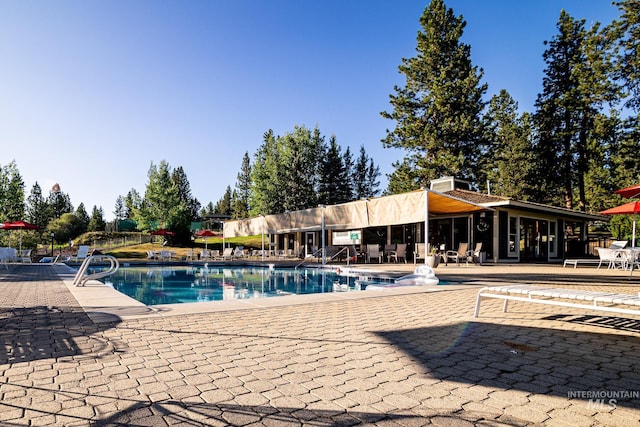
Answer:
[
  {"xmin": 19, "ymin": 249, "xmax": 32, "ymax": 263},
  {"xmin": 221, "ymin": 247, "xmax": 234, "ymax": 260},
  {"xmin": 68, "ymin": 245, "xmax": 91, "ymax": 262},
  {"xmin": 475, "ymin": 285, "xmax": 640, "ymax": 318}
]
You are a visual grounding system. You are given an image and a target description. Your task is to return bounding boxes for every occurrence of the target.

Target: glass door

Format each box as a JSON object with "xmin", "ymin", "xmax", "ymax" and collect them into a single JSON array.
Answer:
[{"xmin": 520, "ymin": 218, "xmax": 548, "ymax": 261}]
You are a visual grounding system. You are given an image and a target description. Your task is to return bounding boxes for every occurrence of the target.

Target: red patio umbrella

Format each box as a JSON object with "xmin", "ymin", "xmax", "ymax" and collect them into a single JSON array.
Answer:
[
  {"xmin": 150, "ymin": 228, "xmax": 176, "ymax": 236},
  {"xmin": 195, "ymin": 229, "xmax": 218, "ymax": 251},
  {"xmin": 1, "ymin": 220, "xmax": 39, "ymax": 251},
  {"xmin": 600, "ymin": 201, "xmax": 640, "ymax": 248},
  {"xmin": 150, "ymin": 229, "xmax": 176, "ymax": 246},
  {"xmin": 615, "ymin": 183, "xmax": 640, "ymax": 199}
]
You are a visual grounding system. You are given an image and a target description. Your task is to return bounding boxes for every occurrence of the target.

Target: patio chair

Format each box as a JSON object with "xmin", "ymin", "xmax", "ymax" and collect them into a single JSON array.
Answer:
[
  {"xmin": 466, "ymin": 242, "xmax": 483, "ymax": 264},
  {"xmin": 414, "ymin": 243, "xmax": 426, "ymax": 264},
  {"xmin": 596, "ymin": 247, "xmax": 624, "ymax": 269},
  {"xmin": 389, "ymin": 243, "xmax": 407, "ymax": 263},
  {"xmin": 609, "ymin": 240, "xmax": 629, "ymax": 250},
  {"xmin": 19, "ymin": 249, "xmax": 32, "ymax": 263},
  {"xmin": 231, "ymin": 246, "xmax": 246, "ymax": 259},
  {"xmin": 446, "ymin": 242, "xmax": 469, "ymax": 266},
  {"xmin": 384, "ymin": 244, "xmax": 396, "ymax": 262},
  {"xmin": 68, "ymin": 245, "xmax": 91, "ymax": 262},
  {"xmin": 366, "ymin": 244, "xmax": 383, "ymax": 263},
  {"xmin": 221, "ymin": 247, "xmax": 234, "ymax": 260}
]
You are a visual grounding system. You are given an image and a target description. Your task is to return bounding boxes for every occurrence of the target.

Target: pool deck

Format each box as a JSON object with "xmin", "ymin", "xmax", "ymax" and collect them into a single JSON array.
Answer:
[{"xmin": 1, "ymin": 261, "xmax": 640, "ymax": 425}]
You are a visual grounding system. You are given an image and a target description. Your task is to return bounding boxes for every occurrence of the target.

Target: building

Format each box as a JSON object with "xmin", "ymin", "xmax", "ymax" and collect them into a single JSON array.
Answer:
[{"xmin": 223, "ymin": 177, "xmax": 605, "ymax": 263}]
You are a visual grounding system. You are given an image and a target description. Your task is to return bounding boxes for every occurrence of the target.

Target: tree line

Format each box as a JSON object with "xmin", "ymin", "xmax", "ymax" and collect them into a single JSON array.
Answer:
[
  {"xmin": 205, "ymin": 125, "xmax": 381, "ymax": 219},
  {"xmin": 383, "ymin": 0, "xmax": 639, "ymax": 219}
]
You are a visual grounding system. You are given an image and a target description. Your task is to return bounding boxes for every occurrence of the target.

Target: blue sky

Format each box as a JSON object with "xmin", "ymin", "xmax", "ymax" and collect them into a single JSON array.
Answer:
[{"xmin": 0, "ymin": 0, "xmax": 621, "ymax": 221}]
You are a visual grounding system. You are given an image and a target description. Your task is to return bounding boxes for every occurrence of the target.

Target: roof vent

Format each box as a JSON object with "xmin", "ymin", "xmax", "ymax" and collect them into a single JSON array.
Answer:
[{"xmin": 430, "ymin": 176, "xmax": 471, "ymax": 192}]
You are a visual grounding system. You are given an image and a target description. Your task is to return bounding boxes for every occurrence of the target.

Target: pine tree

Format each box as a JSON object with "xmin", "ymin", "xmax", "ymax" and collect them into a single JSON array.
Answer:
[
  {"xmin": 534, "ymin": 11, "xmax": 615, "ymax": 210},
  {"xmin": 381, "ymin": 0, "xmax": 487, "ymax": 190},
  {"xmin": 318, "ymin": 135, "xmax": 349, "ymax": 205},
  {"xmin": 75, "ymin": 203, "xmax": 90, "ymax": 233},
  {"xmin": 482, "ymin": 90, "xmax": 537, "ymax": 200},
  {"xmin": 26, "ymin": 182, "xmax": 50, "ymax": 228},
  {"xmin": 215, "ymin": 186, "xmax": 232, "ymax": 216},
  {"xmin": 87, "ymin": 206, "xmax": 106, "ymax": 232},
  {"xmin": 353, "ymin": 146, "xmax": 381, "ymax": 199},
  {"xmin": 0, "ymin": 161, "xmax": 25, "ymax": 221},
  {"xmin": 249, "ymin": 130, "xmax": 281, "ymax": 215},
  {"xmin": 234, "ymin": 152, "xmax": 251, "ymax": 218}
]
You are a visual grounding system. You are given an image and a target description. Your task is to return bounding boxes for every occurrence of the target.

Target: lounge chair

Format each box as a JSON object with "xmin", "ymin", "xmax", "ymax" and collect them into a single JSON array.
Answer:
[
  {"xmin": 221, "ymin": 247, "xmax": 234, "ymax": 260},
  {"xmin": 19, "ymin": 249, "xmax": 32, "ymax": 263},
  {"xmin": 232, "ymin": 246, "xmax": 246, "ymax": 259},
  {"xmin": 68, "ymin": 245, "xmax": 91, "ymax": 262},
  {"xmin": 389, "ymin": 243, "xmax": 407, "ymax": 263},
  {"xmin": 609, "ymin": 240, "xmax": 629, "ymax": 250},
  {"xmin": 0, "ymin": 247, "xmax": 17, "ymax": 268},
  {"xmin": 366, "ymin": 244, "xmax": 383, "ymax": 263},
  {"xmin": 445, "ymin": 242, "xmax": 469, "ymax": 266}
]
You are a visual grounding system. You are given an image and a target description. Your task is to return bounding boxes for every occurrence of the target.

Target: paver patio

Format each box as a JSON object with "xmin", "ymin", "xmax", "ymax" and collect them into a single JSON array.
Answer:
[{"xmin": 0, "ymin": 263, "xmax": 639, "ymax": 426}]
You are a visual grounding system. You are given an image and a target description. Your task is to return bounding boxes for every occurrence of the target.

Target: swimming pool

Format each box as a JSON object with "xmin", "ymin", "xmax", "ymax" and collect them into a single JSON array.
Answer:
[{"xmin": 89, "ymin": 265, "xmax": 392, "ymax": 305}]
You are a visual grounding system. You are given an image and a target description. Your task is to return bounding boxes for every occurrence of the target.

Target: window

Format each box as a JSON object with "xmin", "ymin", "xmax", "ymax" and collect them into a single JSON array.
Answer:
[
  {"xmin": 509, "ymin": 216, "xmax": 518, "ymax": 257},
  {"xmin": 549, "ymin": 221, "xmax": 557, "ymax": 257}
]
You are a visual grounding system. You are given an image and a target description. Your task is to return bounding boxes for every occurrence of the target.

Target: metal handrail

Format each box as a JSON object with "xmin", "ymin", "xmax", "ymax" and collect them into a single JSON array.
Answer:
[
  {"xmin": 327, "ymin": 246, "xmax": 351, "ymax": 265},
  {"xmin": 73, "ymin": 255, "xmax": 120, "ymax": 287},
  {"xmin": 294, "ymin": 247, "xmax": 324, "ymax": 270}
]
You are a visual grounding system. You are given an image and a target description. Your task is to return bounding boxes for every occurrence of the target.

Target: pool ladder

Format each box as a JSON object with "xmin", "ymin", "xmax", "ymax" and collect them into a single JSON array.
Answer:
[{"xmin": 73, "ymin": 255, "xmax": 120, "ymax": 287}]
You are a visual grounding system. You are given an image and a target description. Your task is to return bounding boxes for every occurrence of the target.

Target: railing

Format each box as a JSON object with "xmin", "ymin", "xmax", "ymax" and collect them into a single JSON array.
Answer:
[
  {"xmin": 294, "ymin": 247, "xmax": 325, "ymax": 270},
  {"xmin": 327, "ymin": 246, "xmax": 351, "ymax": 265},
  {"xmin": 73, "ymin": 255, "xmax": 120, "ymax": 287}
]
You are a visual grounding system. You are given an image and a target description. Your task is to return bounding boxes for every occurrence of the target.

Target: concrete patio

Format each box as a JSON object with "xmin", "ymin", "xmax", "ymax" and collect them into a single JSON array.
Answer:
[{"xmin": 0, "ymin": 262, "xmax": 639, "ymax": 426}]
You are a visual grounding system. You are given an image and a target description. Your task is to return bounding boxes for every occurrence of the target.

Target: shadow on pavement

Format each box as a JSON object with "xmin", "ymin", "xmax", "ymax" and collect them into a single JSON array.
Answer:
[
  {"xmin": 0, "ymin": 305, "xmax": 121, "ymax": 364},
  {"xmin": 375, "ymin": 320, "xmax": 640, "ymax": 411}
]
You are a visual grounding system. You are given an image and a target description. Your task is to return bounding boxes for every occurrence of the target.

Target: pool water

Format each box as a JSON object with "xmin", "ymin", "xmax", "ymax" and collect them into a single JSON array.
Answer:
[{"xmin": 88, "ymin": 265, "xmax": 392, "ymax": 305}]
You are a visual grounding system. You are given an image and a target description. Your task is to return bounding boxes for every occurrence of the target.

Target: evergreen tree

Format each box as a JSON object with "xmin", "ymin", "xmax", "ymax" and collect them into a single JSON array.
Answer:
[
  {"xmin": 249, "ymin": 130, "xmax": 281, "ymax": 215},
  {"xmin": 87, "ymin": 206, "xmax": 106, "ymax": 232},
  {"xmin": 201, "ymin": 201, "xmax": 215, "ymax": 218},
  {"xmin": 0, "ymin": 161, "xmax": 25, "ymax": 221},
  {"xmin": 342, "ymin": 146, "xmax": 355, "ymax": 200},
  {"xmin": 482, "ymin": 90, "xmax": 537, "ymax": 200},
  {"xmin": 609, "ymin": 0, "xmax": 640, "ymax": 189},
  {"xmin": 279, "ymin": 125, "xmax": 322, "ymax": 211},
  {"xmin": 534, "ymin": 11, "xmax": 615, "ymax": 210},
  {"xmin": 47, "ymin": 183, "xmax": 73, "ymax": 219},
  {"xmin": 75, "ymin": 203, "xmax": 90, "ymax": 233},
  {"xmin": 318, "ymin": 135, "xmax": 350, "ymax": 205},
  {"xmin": 230, "ymin": 189, "xmax": 245, "ymax": 219},
  {"xmin": 215, "ymin": 186, "xmax": 233, "ymax": 216},
  {"xmin": 381, "ymin": 0, "xmax": 487, "ymax": 190},
  {"xmin": 26, "ymin": 182, "xmax": 50, "ymax": 229},
  {"xmin": 612, "ymin": 0, "xmax": 640, "ymax": 111},
  {"xmin": 135, "ymin": 161, "xmax": 184, "ymax": 232},
  {"xmin": 234, "ymin": 152, "xmax": 251, "ymax": 218},
  {"xmin": 353, "ymin": 145, "xmax": 381, "ymax": 199},
  {"xmin": 387, "ymin": 159, "xmax": 419, "ymax": 195},
  {"xmin": 124, "ymin": 189, "xmax": 141, "ymax": 219},
  {"xmin": 114, "ymin": 196, "xmax": 126, "ymax": 220}
]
